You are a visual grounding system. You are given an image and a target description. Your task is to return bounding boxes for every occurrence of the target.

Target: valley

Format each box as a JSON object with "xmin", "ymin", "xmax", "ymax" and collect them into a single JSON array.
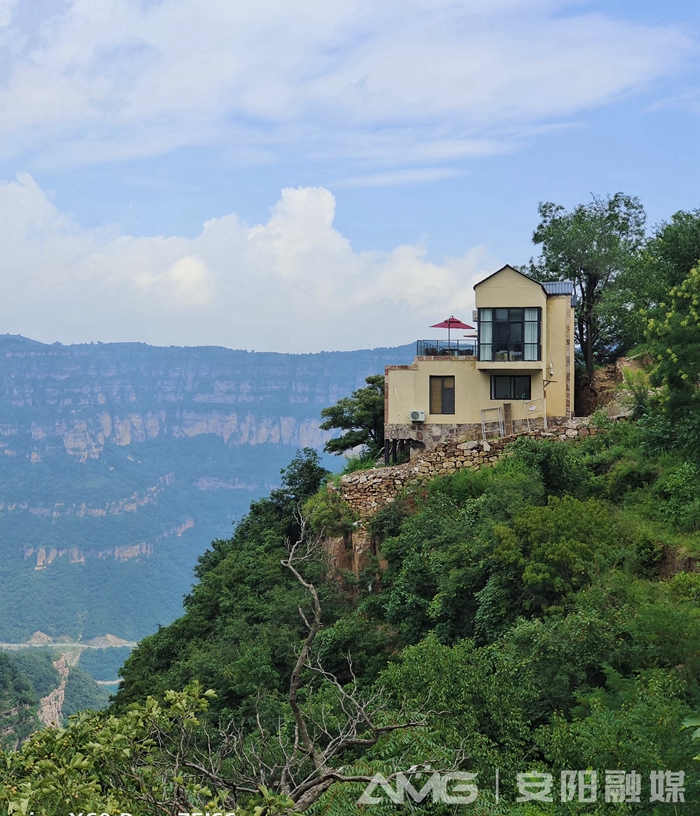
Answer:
[{"xmin": 0, "ymin": 334, "xmax": 413, "ymax": 642}]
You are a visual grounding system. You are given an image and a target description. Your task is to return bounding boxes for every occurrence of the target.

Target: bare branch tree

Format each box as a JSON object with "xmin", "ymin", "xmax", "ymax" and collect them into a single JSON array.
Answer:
[
  {"xmin": 216, "ymin": 511, "xmax": 429, "ymax": 812},
  {"xmin": 98, "ymin": 511, "xmax": 460, "ymax": 816}
]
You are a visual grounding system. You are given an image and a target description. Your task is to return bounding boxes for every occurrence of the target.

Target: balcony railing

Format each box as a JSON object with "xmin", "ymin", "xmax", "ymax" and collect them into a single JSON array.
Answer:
[{"xmin": 417, "ymin": 339, "xmax": 476, "ymax": 357}]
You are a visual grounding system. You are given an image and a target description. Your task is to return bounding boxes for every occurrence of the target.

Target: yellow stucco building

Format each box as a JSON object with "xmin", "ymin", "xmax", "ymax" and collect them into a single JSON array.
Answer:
[{"xmin": 384, "ymin": 265, "xmax": 576, "ymax": 458}]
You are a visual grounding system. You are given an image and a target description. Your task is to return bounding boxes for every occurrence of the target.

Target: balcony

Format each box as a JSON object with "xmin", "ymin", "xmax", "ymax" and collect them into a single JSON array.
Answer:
[{"xmin": 416, "ymin": 339, "xmax": 476, "ymax": 357}]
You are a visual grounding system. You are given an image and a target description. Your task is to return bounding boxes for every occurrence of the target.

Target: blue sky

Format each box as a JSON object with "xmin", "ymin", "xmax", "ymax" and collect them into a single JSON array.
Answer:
[{"xmin": 0, "ymin": 0, "xmax": 697, "ymax": 352}]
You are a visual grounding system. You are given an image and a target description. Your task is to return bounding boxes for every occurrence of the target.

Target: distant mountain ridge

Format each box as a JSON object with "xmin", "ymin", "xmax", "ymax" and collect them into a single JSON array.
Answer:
[
  {"xmin": 0, "ymin": 335, "xmax": 413, "ymax": 456},
  {"xmin": 0, "ymin": 335, "xmax": 414, "ymax": 642}
]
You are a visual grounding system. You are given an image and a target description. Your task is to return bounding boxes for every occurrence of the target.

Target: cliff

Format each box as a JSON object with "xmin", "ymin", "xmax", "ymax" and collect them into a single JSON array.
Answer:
[
  {"xmin": 0, "ymin": 335, "xmax": 412, "ymax": 459},
  {"xmin": 0, "ymin": 335, "xmax": 414, "ymax": 642}
]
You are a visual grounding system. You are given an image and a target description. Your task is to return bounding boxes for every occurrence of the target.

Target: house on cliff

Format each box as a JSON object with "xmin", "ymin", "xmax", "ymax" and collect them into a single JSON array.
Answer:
[{"xmin": 384, "ymin": 265, "xmax": 576, "ymax": 460}]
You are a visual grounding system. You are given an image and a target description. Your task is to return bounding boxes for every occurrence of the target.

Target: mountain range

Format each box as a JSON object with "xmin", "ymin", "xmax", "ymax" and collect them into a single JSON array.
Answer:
[{"xmin": 0, "ymin": 334, "xmax": 414, "ymax": 642}]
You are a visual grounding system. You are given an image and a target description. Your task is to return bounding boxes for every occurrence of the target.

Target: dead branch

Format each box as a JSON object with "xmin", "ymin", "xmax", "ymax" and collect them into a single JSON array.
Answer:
[{"xmin": 203, "ymin": 509, "xmax": 448, "ymax": 813}]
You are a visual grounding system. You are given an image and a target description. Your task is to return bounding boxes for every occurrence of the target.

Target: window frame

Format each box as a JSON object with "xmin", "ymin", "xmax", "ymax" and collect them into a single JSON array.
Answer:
[
  {"xmin": 429, "ymin": 375, "xmax": 456, "ymax": 414},
  {"xmin": 490, "ymin": 375, "xmax": 532, "ymax": 401},
  {"xmin": 478, "ymin": 307, "xmax": 541, "ymax": 362}
]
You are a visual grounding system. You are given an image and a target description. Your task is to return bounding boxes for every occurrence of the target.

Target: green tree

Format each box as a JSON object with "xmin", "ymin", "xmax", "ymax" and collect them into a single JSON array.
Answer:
[
  {"xmin": 62, "ymin": 666, "xmax": 110, "ymax": 717},
  {"xmin": 0, "ymin": 653, "xmax": 37, "ymax": 748},
  {"xmin": 113, "ymin": 449, "xmax": 332, "ymax": 714},
  {"xmin": 37, "ymin": 535, "xmax": 420, "ymax": 816},
  {"xmin": 646, "ymin": 265, "xmax": 700, "ymax": 419},
  {"xmin": 0, "ymin": 683, "xmax": 235, "ymax": 815},
  {"xmin": 7, "ymin": 650, "xmax": 60, "ymax": 699},
  {"xmin": 606, "ymin": 208, "xmax": 700, "ymax": 352},
  {"xmin": 269, "ymin": 447, "xmax": 331, "ymax": 509},
  {"xmin": 643, "ymin": 208, "xmax": 700, "ymax": 291},
  {"xmin": 529, "ymin": 193, "xmax": 646, "ymax": 380},
  {"xmin": 319, "ymin": 375, "xmax": 385, "ymax": 457}
]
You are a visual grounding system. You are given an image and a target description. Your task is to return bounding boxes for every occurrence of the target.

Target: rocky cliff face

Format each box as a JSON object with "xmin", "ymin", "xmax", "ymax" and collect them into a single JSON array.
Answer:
[
  {"xmin": 0, "ymin": 335, "xmax": 414, "ymax": 642},
  {"xmin": 0, "ymin": 336, "xmax": 411, "ymax": 462}
]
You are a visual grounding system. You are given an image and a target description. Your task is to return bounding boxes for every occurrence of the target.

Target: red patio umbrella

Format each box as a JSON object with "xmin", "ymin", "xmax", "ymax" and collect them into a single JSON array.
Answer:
[{"xmin": 430, "ymin": 316, "xmax": 475, "ymax": 347}]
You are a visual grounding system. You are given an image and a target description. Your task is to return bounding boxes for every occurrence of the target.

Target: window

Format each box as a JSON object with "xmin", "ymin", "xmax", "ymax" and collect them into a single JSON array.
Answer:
[
  {"xmin": 490, "ymin": 375, "xmax": 531, "ymax": 400},
  {"xmin": 430, "ymin": 376, "xmax": 455, "ymax": 414},
  {"xmin": 478, "ymin": 308, "xmax": 540, "ymax": 361}
]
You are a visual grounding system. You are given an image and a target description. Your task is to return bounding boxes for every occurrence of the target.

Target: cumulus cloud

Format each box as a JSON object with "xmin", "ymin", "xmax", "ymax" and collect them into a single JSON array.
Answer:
[
  {"xmin": 0, "ymin": 173, "xmax": 496, "ymax": 351},
  {"xmin": 0, "ymin": 0, "xmax": 690, "ymax": 169}
]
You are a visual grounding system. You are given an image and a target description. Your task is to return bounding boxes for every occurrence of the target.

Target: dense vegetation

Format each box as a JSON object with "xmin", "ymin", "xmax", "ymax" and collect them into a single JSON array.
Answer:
[
  {"xmin": 109, "ymin": 421, "xmax": 700, "ymax": 811},
  {"xmin": 0, "ymin": 649, "xmax": 111, "ymax": 743},
  {"xmin": 6, "ymin": 650, "xmax": 61, "ymax": 700},
  {"xmin": 529, "ymin": 197, "xmax": 698, "ymax": 357},
  {"xmin": 77, "ymin": 646, "xmax": 134, "ymax": 681},
  {"xmin": 0, "ymin": 654, "xmax": 37, "ymax": 748},
  {"xmin": 3, "ymin": 415, "xmax": 695, "ymax": 813},
  {"xmin": 62, "ymin": 666, "xmax": 111, "ymax": 716},
  {"xmin": 320, "ymin": 374, "xmax": 385, "ymax": 458}
]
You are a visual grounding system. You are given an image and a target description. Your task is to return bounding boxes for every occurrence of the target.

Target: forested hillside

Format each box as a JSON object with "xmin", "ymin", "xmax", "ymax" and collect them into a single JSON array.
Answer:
[
  {"xmin": 0, "ymin": 649, "xmax": 110, "ymax": 747},
  {"xmin": 2, "ymin": 415, "xmax": 698, "ymax": 814}
]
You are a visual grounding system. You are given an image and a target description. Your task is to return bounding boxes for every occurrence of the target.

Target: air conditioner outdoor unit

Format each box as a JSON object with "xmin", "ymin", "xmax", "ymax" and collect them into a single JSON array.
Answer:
[{"xmin": 410, "ymin": 410, "xmax": 426, "ymax": 422}]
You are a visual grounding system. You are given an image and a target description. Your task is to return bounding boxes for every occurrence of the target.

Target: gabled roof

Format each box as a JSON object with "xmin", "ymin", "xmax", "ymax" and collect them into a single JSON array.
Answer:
[
  {"xmin": 474, "ymin": 265, "xmax": 575, "ymax": 303},
  {"xmin": 473, "ymin": 264, "xmax": 546, "ymax": 292}
]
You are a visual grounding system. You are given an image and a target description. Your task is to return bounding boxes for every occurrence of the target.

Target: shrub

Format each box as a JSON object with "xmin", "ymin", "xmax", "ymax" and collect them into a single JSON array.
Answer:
[
  {"xmin": 508, "ymin": 437, "xmax": 590, "ymax": 497},
  {"xmin": 604, "ymin": 457, "xmax": 658, "ymax": 501},
  {"xmin": 618, "ymin": 366, "xmax": 652, "ymax": 419},
  {"xmin": 303, "ymin": 487, "xmax": 356, "ymax": 537},
  {"xmin": 656, "ymin": 462, "xmax": 700, "ymax": 531},
  {"xmin": 341, "ymin": 452, "xmax": 378, "ymax": 474},
  {"xmin": 637, "ymin": 411, "xmax": 675, "ymax": 457},
  {"xmin": 590, "ymin": 408, "xmax": 614, "ymax": 430},
  {"xmin": 369, "ymin": 501, "xmax": 406, "ymax": 539}
]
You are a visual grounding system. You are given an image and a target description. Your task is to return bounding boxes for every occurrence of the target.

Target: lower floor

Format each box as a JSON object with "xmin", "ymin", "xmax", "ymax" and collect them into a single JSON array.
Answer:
[
  {"xmin": 385, "ymin": 357, "xmax": 573, "ymax": 459},
  {"xmin": 384, "ymin": 414, "xmax": 568, "ymax": 460}
]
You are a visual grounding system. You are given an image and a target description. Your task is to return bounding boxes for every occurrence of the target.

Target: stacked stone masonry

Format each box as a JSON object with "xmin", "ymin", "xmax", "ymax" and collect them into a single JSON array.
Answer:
[
  {"xmin": 324, "ymin": 419, "xmax": 600, "ymax": 576},
  {"xmin": 337, "ymin": 419, "xmax": 598, "ymax": 519}
]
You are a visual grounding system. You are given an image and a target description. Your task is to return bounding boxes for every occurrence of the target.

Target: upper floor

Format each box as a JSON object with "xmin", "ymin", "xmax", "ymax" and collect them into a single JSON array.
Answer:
[{"xmin": 473, "ymin": 264, "xmax": 575, "ymax": 370}]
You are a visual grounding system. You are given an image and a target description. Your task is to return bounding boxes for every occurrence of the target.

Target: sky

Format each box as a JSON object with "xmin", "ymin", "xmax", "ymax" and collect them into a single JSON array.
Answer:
[{"xmin": 0, "ymin": 0, "xmax": 697, "ymax": 353}]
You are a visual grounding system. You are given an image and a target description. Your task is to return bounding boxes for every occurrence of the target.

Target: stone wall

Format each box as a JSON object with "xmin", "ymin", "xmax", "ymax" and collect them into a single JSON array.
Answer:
[
  {"xmin": 325, "ymin": 419, "xmax": 600, "ymax": 576},
  {"xmin": 386, "ymin": 417, "xmax": 569, "ymax": 455},
  {"xmin": 338, "ymin": 419, "xmax": 597, "ymax": 519}
]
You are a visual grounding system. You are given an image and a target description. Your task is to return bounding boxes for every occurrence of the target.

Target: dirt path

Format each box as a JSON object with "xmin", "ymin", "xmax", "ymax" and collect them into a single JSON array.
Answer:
[{"xmin": 37, "ymin": 655, "xmax": 69, "ymax": 727}]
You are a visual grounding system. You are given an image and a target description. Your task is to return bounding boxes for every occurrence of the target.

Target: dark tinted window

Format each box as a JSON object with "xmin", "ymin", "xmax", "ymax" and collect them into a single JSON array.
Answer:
[{"xmin": 490, "ymin": 375, "xmax": 531, "ymax": 400}]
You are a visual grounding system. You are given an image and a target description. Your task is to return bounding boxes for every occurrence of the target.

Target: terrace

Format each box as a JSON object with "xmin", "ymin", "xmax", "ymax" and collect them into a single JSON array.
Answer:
[{"xmin": 416, "ymin": 339, "xmax": 476, "ymax": 357}]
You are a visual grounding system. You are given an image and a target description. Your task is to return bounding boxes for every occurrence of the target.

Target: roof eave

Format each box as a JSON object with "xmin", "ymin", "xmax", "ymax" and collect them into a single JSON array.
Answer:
[{"xmin": 473, "ymin": 264, "xmax": 548, "ymax": 295}]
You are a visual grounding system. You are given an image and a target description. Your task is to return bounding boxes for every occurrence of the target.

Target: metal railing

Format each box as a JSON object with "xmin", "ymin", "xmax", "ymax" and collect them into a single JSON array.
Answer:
[{"xmin": 416, "ymin": 340, "xmax": 476, "ymax": 357}]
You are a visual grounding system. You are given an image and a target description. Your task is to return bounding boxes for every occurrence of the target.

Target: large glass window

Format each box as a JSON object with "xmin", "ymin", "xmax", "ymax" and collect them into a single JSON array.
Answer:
[
  {"xmin": 479, "ymin": 308, "xmax": 540, "ymax": 361},
  {"xmin": 490, "ymin": 375, "xmax": 531, "ymax": 400},
  {"xmin": 430, "ymin": 376, "xmax": 455, "ymax": 414}
]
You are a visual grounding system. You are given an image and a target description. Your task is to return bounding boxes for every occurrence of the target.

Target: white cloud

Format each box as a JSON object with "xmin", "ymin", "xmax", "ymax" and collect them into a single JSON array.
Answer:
[
  {"xmin": 0, "ymin": 173, "xmax": 495, "ymax": 351},
  {"xmin": 0, "ymin": 0, "xmax": 690, "ymax": 168}
]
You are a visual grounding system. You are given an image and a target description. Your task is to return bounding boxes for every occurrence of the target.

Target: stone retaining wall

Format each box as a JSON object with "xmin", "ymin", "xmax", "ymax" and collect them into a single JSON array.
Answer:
[
  {"xmin": 336, "ymin": 419, "xmax": 598, "ymax": 519},
  {"xmin": 385, "ymin": 416, "xmax": 568, "ymax": 454}
]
